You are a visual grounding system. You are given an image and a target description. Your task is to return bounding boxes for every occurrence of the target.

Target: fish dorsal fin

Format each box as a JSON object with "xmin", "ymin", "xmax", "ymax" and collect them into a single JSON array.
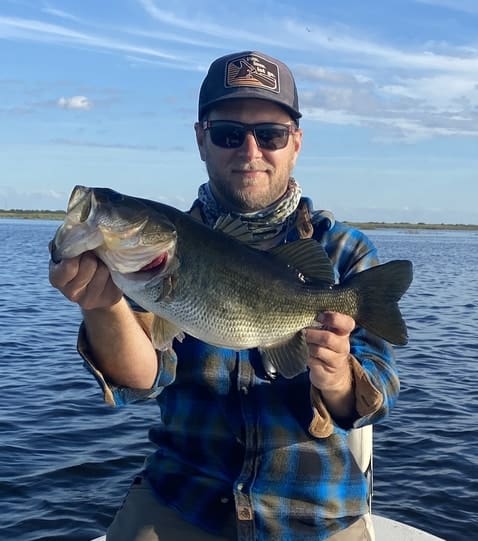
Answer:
[
  {"xmin": 213, "ymin": 215, "xmax": 254, "ymax": 243},
  {"xmin": 270, "ymin": 239, "xmax": 335, "ymax": 284}
]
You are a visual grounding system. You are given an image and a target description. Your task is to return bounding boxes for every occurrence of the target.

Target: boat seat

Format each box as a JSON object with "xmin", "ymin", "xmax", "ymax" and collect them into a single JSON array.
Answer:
[{"xmin": 347, "ymin": 424, "xmax": 373, "ymax": 510}]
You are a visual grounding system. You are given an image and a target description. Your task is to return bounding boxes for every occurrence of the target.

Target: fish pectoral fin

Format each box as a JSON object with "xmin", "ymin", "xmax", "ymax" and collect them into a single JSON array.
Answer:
[
  {"xmin": 153, "ymin": 273, "xmax": 178, "ymax": 302},
  {"xmin": 259, "ymin": 332, "xmax": 309, "ymax": 379},
  {"xmin": 151, "ymin": 315, "xmax": 184, "ymax": 351}
]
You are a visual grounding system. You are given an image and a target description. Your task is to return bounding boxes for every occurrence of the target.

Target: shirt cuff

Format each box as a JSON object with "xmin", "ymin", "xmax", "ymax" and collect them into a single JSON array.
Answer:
[
  {"xmin": 349, "ymin": 355, "xmax": 383, "ymax": 418},
  {"xmin": 308, "ymin": 355, "xmax": 383, "ymax": 438},
  {"xmin": 77, "ymin": 312, "xmax": 177, "ymax": 407}
]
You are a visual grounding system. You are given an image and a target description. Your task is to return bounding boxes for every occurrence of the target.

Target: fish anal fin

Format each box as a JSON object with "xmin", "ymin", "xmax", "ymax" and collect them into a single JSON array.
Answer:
[
  {"xmin": 270, "ymin": 239, "xmax": 335, "ymax": 284},
  {"xmin": 151, "ymin": 315, "xmax": 184, "ymax": 351},
  {"xmin": 260, "ymin": 331, "xmax": 309, "ymax": 379}
]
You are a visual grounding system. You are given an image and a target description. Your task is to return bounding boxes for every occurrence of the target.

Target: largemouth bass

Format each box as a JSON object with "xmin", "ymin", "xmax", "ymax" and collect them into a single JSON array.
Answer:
[{"xmin": 51, "ymin": 186, "xmax": 413, "ymax": 379}]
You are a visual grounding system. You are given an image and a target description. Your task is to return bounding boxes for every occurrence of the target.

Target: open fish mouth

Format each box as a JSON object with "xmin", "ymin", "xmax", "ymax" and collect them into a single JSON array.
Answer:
[
  {"xmin": 96, "ymin": 240, "xmax": 174, "ymax": 274},
  {"xmin": 51, "ymin": 185, "xmax": 178, "ymax": 274},
  {"xmin": 138, "ymin": 253, "xmax": 168, "ymax": 272}
]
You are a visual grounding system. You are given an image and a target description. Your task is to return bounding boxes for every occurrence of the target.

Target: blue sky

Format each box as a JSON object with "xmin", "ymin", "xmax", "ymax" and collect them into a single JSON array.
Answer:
[{"xmin": 1, "ymin": 0, "xmax": 477, "ymax": 223}]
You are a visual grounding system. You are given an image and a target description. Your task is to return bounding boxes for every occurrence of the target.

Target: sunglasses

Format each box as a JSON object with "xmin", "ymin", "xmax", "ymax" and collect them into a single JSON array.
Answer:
[{"xmin": 202, "ymin": 120, "xmax": 297, "ymax": 151}]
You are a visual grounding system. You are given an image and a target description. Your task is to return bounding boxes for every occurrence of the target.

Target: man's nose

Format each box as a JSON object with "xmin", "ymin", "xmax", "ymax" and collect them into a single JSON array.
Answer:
[{"xmin": 238, "ymin": 131, "xmax": 263, "ymax": 159}]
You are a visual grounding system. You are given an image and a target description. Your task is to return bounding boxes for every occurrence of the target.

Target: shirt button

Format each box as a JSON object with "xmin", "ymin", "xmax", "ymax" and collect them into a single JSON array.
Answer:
[
  {"xmin": 238, "ymin": 506, "xmax": 252, "ymax": 520},
  {"xmin": 220, "ymin": 497, "xmax": 229, "ymax": 504}
]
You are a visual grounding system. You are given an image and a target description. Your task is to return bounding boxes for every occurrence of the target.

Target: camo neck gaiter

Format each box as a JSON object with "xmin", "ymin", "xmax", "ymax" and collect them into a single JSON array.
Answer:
[{"xmin": 196, "ymin": 177, "xmax": 302, "ymax": 248}]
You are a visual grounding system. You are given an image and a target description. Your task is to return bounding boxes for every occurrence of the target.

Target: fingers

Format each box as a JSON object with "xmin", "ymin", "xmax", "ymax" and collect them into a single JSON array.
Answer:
[
  {"xmin": 306, "ymin": 330, "xmax": 348, "ymax": 363},
  {"xmin": 306, "ymin": 313, "xmax": 354, "ymax": 357},
  {"xmin": 316, "ymin": 311, "xmax": 355, "ymax": 336},
  {"xmin": 305, "ymin": 312, "xmax": 354, "ymax": 391},
  {"xmin": 49, "ymin": 252, "xmax": 122, "ymax": 310},
  {"xmin": 67, "ymin": 257, "xmax": 109, "ymax": 307},
  {"xmin": 49, "ymin": 255, "xmax": 82, "ymax": 289}
]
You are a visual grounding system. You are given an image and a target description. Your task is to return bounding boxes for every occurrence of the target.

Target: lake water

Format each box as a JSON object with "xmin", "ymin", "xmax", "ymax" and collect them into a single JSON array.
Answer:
[{"xmin": 0, "ymin": 219, "xmax": 476, "ymax": 541}]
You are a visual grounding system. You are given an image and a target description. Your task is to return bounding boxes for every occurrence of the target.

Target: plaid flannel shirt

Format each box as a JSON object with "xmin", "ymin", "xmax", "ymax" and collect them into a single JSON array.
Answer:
[{"xmin": 81, "ymin": 202, "xmax": 399, "ymax": 541}]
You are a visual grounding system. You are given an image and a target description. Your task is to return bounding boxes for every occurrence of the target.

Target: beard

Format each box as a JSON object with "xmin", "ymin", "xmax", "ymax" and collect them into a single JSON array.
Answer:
[{"xmin": 206, "ymin": 162, "xmax": 291, "ymax": 213}]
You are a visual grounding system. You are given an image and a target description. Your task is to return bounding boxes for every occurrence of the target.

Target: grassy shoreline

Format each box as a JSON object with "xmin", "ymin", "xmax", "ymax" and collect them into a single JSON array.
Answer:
[
  {"xmin": 345, "ymin": 222, "xmax": 478, "ymax": 231},
  {"xmin": 1, "ymin": 209, "xmax": 477, "ymax": 230},
  {"xmin": 0, "ymin": 210, "xmax": 66, "ymax": 220}
]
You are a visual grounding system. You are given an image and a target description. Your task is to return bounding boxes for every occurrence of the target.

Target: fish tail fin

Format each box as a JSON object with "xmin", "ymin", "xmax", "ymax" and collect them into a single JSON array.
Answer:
[{"xmin": 343, "ymin": 260, "xmax": 413, "ymax": 345}]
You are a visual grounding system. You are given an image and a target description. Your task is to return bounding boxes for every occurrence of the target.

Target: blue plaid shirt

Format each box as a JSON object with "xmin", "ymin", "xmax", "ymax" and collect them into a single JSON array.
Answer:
[{"xmin": 82, "ymin": 202, "xmax": 400, "ymax": 541}]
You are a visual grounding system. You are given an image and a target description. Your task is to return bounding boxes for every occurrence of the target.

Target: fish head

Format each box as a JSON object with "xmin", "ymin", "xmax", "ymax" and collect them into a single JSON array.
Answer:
[{"xmin": 51, "ymin": 186, "xmax": 177, "ymax": 274}]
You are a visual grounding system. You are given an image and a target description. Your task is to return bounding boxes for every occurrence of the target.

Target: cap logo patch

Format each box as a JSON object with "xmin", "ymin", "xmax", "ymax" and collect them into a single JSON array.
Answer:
[{"xmin": 225, "ymin": 54, "xmax": 280, "ymax": 94}]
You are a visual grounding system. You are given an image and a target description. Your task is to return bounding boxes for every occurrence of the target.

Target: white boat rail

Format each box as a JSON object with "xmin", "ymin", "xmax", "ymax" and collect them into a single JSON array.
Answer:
[{"xmin": 90, "ymin": 513, "xmax": 445, "ymax": 541}]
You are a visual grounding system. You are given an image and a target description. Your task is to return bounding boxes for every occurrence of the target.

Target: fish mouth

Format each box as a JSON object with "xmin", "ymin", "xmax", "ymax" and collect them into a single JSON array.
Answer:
[
  {"xmin": 50, "ymin": 240, "xmax": 62, "ymax": 264},
  {"xmin": 114, "ymin": 251, "xmax": 173, "ymax": 286},
  {"xmin": 137, "ymin": 253, "xmax": 168, "ymax": 272}
]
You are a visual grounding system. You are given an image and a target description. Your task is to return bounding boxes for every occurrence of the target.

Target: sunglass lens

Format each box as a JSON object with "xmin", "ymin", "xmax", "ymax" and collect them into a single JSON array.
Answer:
[
  {"xmin": 207, "ymin": 123, "xmax": 291, "ymax": 150},
  {"xmin": 255, "ymin": 126, "xmax": 289, "ymax": 150},
  {"xmin": 210, "ymin": 125, "xmax": 245, "ymax": 148}
]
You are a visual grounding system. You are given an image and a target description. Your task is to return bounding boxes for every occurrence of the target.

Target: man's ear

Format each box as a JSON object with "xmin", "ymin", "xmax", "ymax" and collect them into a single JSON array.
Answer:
[
  {"xmin": 291, "ymin": 128, "xmax": 303, "ymax": 168},
  {"xmin": 194, "ymin": 122, "xmax": 206, "ymax": 162}
]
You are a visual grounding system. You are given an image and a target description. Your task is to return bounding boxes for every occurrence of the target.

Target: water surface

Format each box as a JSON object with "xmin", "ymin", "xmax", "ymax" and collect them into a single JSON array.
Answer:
[{"xmin": 0, "ymin": 220, "xmax": 476, "ymax": 540}]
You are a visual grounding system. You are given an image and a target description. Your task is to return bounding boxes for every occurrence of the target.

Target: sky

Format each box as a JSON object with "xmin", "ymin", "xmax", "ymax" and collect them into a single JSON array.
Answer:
[{"xmin": 1, "ymin": 0, "xmax": 477, "ymax": 224}]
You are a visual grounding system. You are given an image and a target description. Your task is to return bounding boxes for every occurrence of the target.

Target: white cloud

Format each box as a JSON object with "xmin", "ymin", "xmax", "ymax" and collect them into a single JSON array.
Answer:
[
  {"xmin": 414, "ymin": 0, "xmax": 478, "ymax": 15},
  {"xmin": 383, "ymin": 75, "xmax": 478, "ymax": 108},
  {"xmin": 49, "ymin": 137, "xmax": 158, "ymax": 150},
  {"xmin": 41, "ymin": 7, "xmax": 82, "ymax": 22},
  {"xmin": 137, "ymin": 0, "xmax": 289, "ymax": 48},
  {"xmin": 286, "ymin": 19, "xmax": 478, "ymax": 74},
  {"xmin": 0, "ymin": 15, "xmax": 182, "ymax": 63},
  {"xmin": 57, "ymin": 96, "xmax": 93, "ymax": 110},
  {"xmin": 296, "ymin": 63, "xmax": 478, "ymax": 141},
  {"xmin": 134, "ymin": 2, "xmax": 478, "ymax": 142},
  {"xmin": 2, "ymin": 4, "xmax": 477, "ymax": 142}
]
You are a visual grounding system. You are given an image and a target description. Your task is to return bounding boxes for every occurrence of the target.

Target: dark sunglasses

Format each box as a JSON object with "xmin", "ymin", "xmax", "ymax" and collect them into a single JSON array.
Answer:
[{"xmin": 202, "ymin": 120, "xmax": 297, "ymax": 151}]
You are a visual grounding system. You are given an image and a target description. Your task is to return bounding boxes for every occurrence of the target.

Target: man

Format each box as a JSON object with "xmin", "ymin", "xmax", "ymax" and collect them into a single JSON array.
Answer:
[{"xmin": 49, "ymin": 51, "xmax": 399, "ymax": 541}]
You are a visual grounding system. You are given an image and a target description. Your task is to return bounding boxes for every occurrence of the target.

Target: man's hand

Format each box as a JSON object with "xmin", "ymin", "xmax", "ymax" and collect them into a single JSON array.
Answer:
[
  {"xmin": 305, "ymin": 311, "xmax": 356, "ymax": 422},
  {"xmin": 49, "ymin": 248, "xmax": 158, "ymax": 389},
  {"xmin": 49, "ymin": 251, "xmax": 123, "ymax": 310}
]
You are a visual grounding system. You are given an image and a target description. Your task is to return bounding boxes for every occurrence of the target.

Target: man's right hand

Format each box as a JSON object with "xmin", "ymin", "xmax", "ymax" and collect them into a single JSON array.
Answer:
[
  {"xmin": 49, "ymin": 251, "xmax": 123, "ymax": 310},
  {"xmin": 49, "ymin": 250, "xmax": 158, "ymax": 389}
]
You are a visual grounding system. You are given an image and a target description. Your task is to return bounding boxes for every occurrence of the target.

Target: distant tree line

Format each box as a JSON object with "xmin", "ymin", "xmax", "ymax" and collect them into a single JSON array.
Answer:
[{"xmin": 0, "ymin": 209, "xmax": 65, "ymax": 220}]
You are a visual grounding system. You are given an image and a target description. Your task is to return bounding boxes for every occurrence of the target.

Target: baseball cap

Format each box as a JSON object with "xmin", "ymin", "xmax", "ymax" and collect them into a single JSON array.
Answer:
[{"xmin": 198, "ymin": 51, "xmax": 301, "ymax": 121}]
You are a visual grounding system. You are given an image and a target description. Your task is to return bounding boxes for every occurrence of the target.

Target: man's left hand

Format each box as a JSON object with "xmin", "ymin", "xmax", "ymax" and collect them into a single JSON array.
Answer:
[{"xmin": 305, "ymin": 312, "xmax": 355, "ymax": 392}]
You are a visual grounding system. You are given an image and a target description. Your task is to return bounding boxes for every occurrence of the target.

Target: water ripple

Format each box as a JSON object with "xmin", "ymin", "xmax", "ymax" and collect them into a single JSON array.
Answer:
[{"xmin": 0, "ymin": 223, "xmax": 476, "ymax": 541}]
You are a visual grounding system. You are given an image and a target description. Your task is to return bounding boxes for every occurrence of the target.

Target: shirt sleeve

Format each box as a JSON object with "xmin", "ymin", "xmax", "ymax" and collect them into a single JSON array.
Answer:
[
  {"xmin": 349, "ymin": 328, "xmax": 399, "ymax": 428},
  {"xmin": 77, "ymin": 311, "xmax": 178, "ymax": 407},
  {"xmin": 339, "ymin": 229, "xmax": 400, "ymax": 428},
  {"xmin": 308, "ymin": 221, "xmax": 401, "ymax": 436}
]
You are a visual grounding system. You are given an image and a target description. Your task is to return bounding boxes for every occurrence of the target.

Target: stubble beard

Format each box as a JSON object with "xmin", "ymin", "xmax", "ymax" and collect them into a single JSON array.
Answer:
[
  {"xmin": 207, "ymin": 163, "xmax": 292, "ymax": 213},
  {"xmin": 211, "ymin": 177, "xmax": 284, "ymax": 213}
]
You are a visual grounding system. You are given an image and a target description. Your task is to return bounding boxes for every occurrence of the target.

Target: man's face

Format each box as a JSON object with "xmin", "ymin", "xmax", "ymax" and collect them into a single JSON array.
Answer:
[{"xmin": 195, "ymin": 99, "xmax": 302, "ymax": 213}]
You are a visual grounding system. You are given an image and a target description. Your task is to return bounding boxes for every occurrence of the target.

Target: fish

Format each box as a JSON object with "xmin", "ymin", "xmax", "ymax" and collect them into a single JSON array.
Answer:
[{"xmin": 51, "ymin": 185, "xmax": 413, "ymax": 379}]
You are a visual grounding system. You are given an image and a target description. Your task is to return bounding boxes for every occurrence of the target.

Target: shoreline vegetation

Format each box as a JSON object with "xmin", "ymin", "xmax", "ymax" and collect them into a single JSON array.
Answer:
[{"xmin": 1, "ymin": 209, "xmax": 477, "ymax": 231}]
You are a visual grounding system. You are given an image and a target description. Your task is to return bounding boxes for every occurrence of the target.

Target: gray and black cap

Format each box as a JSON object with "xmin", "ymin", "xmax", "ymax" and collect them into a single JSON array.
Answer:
[{"xmin": 198, "ymin": 51, "xmax": 301, "ymax": 121}]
